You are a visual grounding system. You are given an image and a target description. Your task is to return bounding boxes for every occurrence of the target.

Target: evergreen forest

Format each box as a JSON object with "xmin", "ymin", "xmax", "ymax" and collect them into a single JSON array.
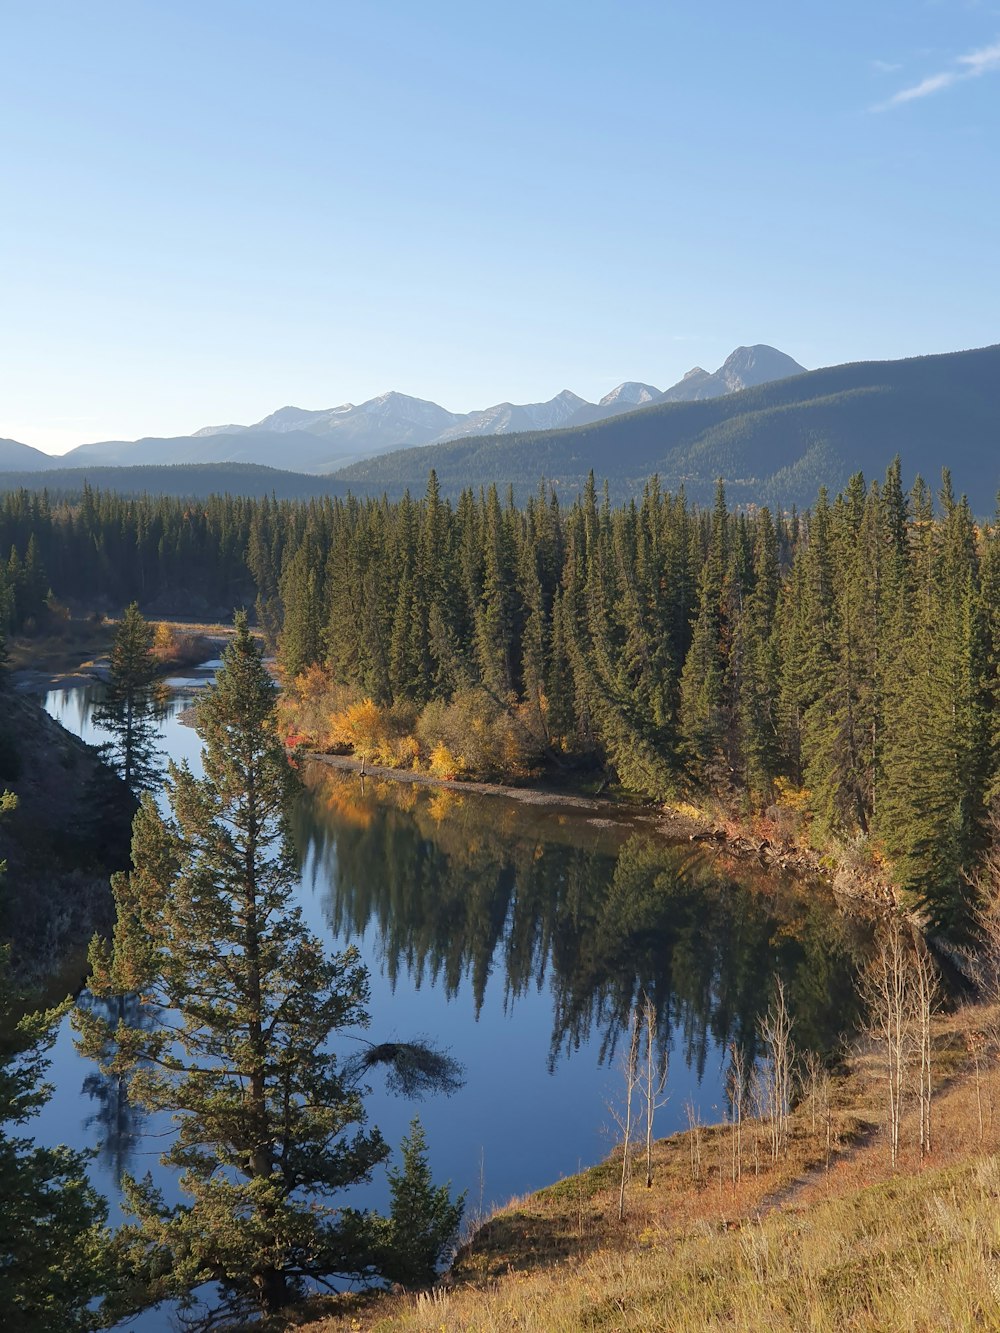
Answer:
[{"xmin": 0, "ymin": 458, "xmax": 996, "ymax": 932}]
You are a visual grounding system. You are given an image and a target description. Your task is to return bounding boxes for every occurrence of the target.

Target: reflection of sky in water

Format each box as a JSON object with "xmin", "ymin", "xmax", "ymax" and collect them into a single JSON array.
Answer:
[{"xmin": 33, "ymin": 675, "xmax": 866, "ymax": 1329}]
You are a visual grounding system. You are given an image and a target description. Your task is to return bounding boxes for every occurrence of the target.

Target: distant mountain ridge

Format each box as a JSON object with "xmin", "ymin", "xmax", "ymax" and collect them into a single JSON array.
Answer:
[
  {"xmin": 330, "ymin": 343, "xmax": 1000, "ymax": 511},
  {"xmin": 5, "ymin": 343, "xmax": 1000, "ymax": 513},
  {"xmin": 0, "ymin": 344, "xmax": 803, "ymax": 475}
]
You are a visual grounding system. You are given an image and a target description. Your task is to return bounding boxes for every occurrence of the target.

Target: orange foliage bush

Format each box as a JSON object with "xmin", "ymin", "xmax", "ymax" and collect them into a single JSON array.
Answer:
[
  {"xmin": 277, "ymin": 664, "xmax": 358, "ymax": 750},
  {"xmin": 152, "ymin": 622, "xmax": 179, "ymax": 660},
  {"xmin": 328, "ymin": 698, "xmax": 386, "ymax": 757},
  {"xmin": 427, "ymin": 742, "xmax": 462, "ymax": 779}
]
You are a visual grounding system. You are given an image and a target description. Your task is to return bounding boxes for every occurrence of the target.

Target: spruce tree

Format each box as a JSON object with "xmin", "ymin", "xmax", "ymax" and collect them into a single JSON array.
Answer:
[
  {"xmin": 679, "ymin": 481, "xmax": 731, "ymax": 786},
  {"xmin": 735, "ymin": 508, "xmax": 781, "ymax": 806},
  {"xmin": 93, "ymin": 602, "xmax": 161, "ymax": 794},
  {"xmin": 375, "ymin": 1117, "xmax": 464, "ymax": 1290},
  {"xmin": 0, "ymin": 792, "xmax": 109, "ymax": 1332},
  {"xmin": 803, "ymin": 477, "xmax": 878, "ymax": 837},
  {"xmin": 877, "ymin": 476, "xmax": 986, "ymax": 929},
  {"xmin": 77, "ymin": 615, "xmax": 392, "ymax": 1319},
  {"xmin": 277, "ymin": 535, "xmax": 323, "ymax": 681}
]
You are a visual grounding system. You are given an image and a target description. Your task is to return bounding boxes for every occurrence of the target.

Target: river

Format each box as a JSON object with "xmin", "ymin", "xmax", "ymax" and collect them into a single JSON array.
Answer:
[{"xmin": 34, "ymin": 665, "xmax": 870, "ymax": 1326}]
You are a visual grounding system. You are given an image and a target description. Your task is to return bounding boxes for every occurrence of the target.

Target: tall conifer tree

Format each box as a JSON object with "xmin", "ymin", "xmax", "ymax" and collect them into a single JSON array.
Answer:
[{"xmin": 77, "ymin": 616, "xmax": 393, "ymax": 1319}]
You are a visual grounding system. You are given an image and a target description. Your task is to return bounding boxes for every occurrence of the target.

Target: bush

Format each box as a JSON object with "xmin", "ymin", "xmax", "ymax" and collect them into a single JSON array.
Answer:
[
  {"xmin": 427, "ymin": 742, "xmax": 461, "ymax": 779},
  {"xmin": 415, "ymin": 690, "xmax": 544, "ymax": 781},
  {"xmin": 277, "ymin": 666, "xmax": 358, "ymax": 749},
  {"xmin": 152, "ymin": 621, "xmax": 179, "ymax": 660},
  {"xmin": 328, "ymin": 696, "xmax": 419, "ymax": 767}
]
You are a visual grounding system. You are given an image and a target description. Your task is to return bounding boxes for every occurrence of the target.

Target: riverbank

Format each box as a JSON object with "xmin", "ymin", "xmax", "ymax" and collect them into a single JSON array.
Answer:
[
  {"xmin": 303, "ymin": 752, "xmax": 895, "ymax": 915},
  {"xmin": 275, "ymin": 1000, "xmax": 1000, "ymax": 1332},
  {"xmin": 2, "ymin": 616, "xmax": 228, "ymax": 983},
  {"xmin": 9, "ymin": 621, "xmax": 226, "ymax": 696},
  {"xmin": 306, "ymin": 752, "xmax": 709, "ymax": 839}
]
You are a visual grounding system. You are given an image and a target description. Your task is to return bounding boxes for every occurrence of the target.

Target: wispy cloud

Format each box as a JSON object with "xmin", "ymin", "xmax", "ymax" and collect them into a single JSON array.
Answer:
[
  {"xmin": 873, "ymin": 37, "xmax": 1000, "ymax": 109},
  {"xmin": 871, "ymin": 59, "xmax": 902, "ymax": 73},
  {"xmin": 956, "ymin": 37, "xmax": 1000, "ymax": 71}
]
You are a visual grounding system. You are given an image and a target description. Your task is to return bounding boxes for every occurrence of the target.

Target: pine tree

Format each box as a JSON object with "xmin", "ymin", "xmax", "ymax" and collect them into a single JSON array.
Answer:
[
  {"xmin": 93, "ymin": 602, "xmax": 161, "ymax": 794},
  {"xmin": 735, "ymin": 508, "xmax": 781, "ymax": 805},
  {"xmin": 0, "ymin": 791, "xmax": 110, "ymax": 1332},
  {"xmin": 803, "ymin": 477, "xmax": 878, "ymax": 837},
  {"xmin": 76, "ymin": 615, "xmax": 392, "ymax": 1320},
  {"xmin": 877, "ymin": 476, "xmax": 986, "ymax": 929}
]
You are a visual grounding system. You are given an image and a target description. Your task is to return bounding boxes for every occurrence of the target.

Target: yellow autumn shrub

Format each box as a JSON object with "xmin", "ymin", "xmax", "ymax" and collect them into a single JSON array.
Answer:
[
  {"xmin": 415, "ymin": 690, "xmax": 544, "ymax": 780},
  {"xmin": 774, "ymin": 776, "xmax": 811, "ymax": 812},
  {"xmin": 427, "ymin": 742, "xmax": 462, "ymax": 778},
  {"xmin": 277, "ymin": 665, "xmax": 358, "ymax": 749},
  {"xmin": 329, "ymin": 697, "xmax": 387, "ymax": 759}
]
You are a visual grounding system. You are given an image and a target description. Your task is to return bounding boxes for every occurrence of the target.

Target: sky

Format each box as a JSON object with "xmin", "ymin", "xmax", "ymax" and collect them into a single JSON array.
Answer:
[{"xmin": 1, "ymin": 0, "xmax": 998, "ymax": 454}]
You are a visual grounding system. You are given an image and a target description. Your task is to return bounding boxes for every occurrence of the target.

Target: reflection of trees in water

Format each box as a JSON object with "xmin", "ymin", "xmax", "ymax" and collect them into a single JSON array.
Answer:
[
  {"xmin": 294, "ymin": 770, "xmax": 870, "ymax": 1077},
  {"xmin": 78, "ymin": 993, "xmax": 153, "ymax": 1182}
]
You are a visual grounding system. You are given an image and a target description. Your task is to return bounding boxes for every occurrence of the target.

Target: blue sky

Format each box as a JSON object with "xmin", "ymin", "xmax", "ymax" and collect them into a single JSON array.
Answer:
[{"xmin": 2, "ymin": 0, "xmax": 998, "ymax": 453}]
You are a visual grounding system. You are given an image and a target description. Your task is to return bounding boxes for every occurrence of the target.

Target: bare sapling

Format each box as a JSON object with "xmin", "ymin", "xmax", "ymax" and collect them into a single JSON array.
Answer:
[
  {"xmin": 613, "ymin": 1006, "xmax": 642, "ymax": 1222},
  {"xmin": 684, "ymin": 1099, "xmax": 703, "ymax": 1182},
  {"xmin": 749, "ymin": 1065, "xmax": 766, "ymax": 1177},
  {"xmin": 759, "ymin": 977, "xmax": 795, "ymax": 1163},
  {"xmin": 797, "ymin": 1048, "xmax": 834, "ymax": 1170},
  {"xmin": 726, "ymin": 1041, "xmax": 747, "ymax": 1186},
  {"xmin": 913, "ymin": 937, "xmax": 939, "ymax": 1158},
  {"xmin": 861, "ymin": 919, "xmax": 917, "ymax": 1169},
  {"xmin": 639, "ymin": 990, "xmax": 669, "ymax": 1187}
]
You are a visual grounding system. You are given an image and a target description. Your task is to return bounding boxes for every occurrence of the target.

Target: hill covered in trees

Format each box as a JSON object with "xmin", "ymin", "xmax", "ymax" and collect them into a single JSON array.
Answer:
[
  {"xmin": 4, "ymin": 344, "xmax": 998, "ymax": 514},
  {"xmin": 0, "ymin": 462, "xmax": 351, "ymax": 503},
  {"xmin": 331, "ymin": 344, "xmax": 1000, "ymax": 509}
]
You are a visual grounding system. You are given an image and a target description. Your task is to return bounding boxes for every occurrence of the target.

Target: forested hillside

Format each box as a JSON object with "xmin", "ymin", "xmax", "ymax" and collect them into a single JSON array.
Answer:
[
  {"xmin": 332, "ymin": 344, "xmax": 1000, "ymax": 509},
  {"xmin": 0, "ymin": 462, "xmax": 349, "ymax": 503}
]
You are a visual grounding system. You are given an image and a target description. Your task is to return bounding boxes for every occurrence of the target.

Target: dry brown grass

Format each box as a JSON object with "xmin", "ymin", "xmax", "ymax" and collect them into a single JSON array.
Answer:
[
  {"xmin": 8, "ymin": 613, "xmax": 237, "ymax": 679},
  {"xmin": 283, "ymin": 1002, "xmax": 1000, "ymax": 1333},
  {"xmin": 7, "ymin": 616, "xmax": 115, "ymax": 672}
]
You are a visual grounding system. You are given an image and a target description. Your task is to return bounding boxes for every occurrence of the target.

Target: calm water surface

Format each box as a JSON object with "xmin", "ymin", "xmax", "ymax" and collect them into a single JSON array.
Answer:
[{"xmin": 36, "ymin": 668, "xmax": 870, "ymax": 1326}]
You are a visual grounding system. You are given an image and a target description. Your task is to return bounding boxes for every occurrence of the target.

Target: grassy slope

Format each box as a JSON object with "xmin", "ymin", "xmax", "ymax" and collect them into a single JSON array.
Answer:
[{"xmin": 285, "ymin": 1005, "xmax": 1000, "ymax": 1332}]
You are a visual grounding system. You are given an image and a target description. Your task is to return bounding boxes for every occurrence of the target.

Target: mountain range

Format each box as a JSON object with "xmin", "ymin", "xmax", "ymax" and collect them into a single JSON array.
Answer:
[
  {"xmin": 3, "ymin": 342, "xmax": 999, "ymax": 512},
  {"xmin": 331, "ymin": 342, "xmax": 1000, "ymax": 509},
  {"xmin": 0, "ymin": 345, "xmax": 806, "ymax": 476}
]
